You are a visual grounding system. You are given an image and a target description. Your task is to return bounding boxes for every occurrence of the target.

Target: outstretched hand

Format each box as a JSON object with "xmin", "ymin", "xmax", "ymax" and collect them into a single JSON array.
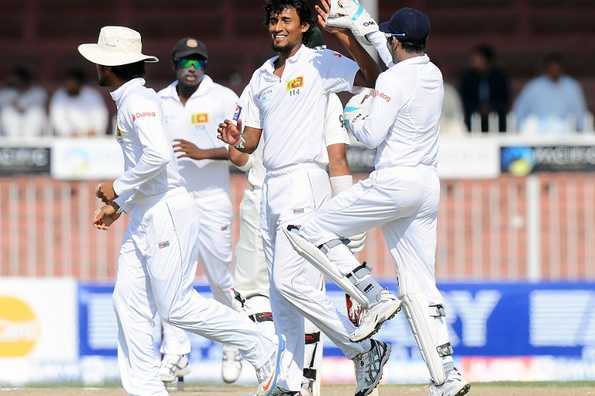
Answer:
[
  {"xmin": 217, "ymin": 119, "xmax": 243, "ymax": 146},
  {"xmin": 93, "ymin": 204, "xmax": 121, "ymax": 231},
  {"xmin": 173, "ymin": 139, "xmax": 205, "ymax": 160},
  {"xmin": 96, "ymin": 181, "xmax": 117, "ymax": 204}
]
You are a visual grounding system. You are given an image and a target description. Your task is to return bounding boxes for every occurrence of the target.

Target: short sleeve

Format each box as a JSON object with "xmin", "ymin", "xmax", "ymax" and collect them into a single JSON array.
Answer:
[
  {"xmin": 221, "ymin": 88, "xmax": 240, "ymax": 120},
  {"xmin": 319, "ymin": 49, "xmax": 360, "ymax": 94},
  {"xmin": 324, "ymin": 93, "xmax": 350, "ymax": 146},
  {"xmin": 238, "ymin": 82, "xmax": 261, "ymax": 129}
]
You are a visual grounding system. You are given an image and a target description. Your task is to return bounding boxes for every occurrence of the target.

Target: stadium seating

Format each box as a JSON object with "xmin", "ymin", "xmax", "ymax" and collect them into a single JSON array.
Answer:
[{"xmin": 0, "ymin": 0, "xmax": 594, "ymax": 113}]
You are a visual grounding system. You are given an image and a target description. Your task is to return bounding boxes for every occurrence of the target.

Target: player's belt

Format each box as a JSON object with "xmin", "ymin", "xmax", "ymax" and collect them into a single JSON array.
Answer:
[
  {"xmin": 249, "ymin": 311, "xmax": 273, "ymax": 323},
  {"xmin": 303, "ymin": 367, "xmax": 317, "ymax": 380}
]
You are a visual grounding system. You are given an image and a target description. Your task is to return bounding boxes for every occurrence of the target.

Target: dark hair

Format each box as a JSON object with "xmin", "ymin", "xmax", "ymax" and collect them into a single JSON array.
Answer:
[
  {"xmin": 110, "ymin": 61, "xmax": 146, "ymax": 81},
  {"xmin": 304, "ymin": 26, "xmax": 324, "ymax": 48},
  {"xmin": 544, "ymin": 52, "xmax": 562, "ymax": 67},
  {"xmin": 399, "ymin": 40, "xmax": 426, "ymax": 53},
  {"xmin": 264, "ymin": 0, "xmax": 315, "ymax": 43},
  {"xmin": 473, "ymin": 44, "xmax": 495, "ymax": 63},
  {"xmin": 11, "ymin": 66, "xmax": 32, "ymax": 84},
  {"xmin": 65, "ymin": 67, "xmax": 86, "ymax": 84}
]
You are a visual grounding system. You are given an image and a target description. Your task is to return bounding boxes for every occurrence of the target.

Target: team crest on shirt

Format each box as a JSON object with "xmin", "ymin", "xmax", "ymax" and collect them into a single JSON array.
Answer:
[
  {"xmin": 191, "ymin": 113, "xmax": 209, "ymax": 124},
  {"xmin": 286, "ymin": 76, "xmax": 304, "ymax": 97}
]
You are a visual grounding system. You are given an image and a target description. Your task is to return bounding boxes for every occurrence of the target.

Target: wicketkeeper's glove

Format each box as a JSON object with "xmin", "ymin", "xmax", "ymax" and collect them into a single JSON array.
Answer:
[
  {"xmin": 343, "ymin": 88, "xmax": 374, "ymax": 135},
  {"xmin": 327, "ymin": 0, "xmax": 379, "ymax": 43}
]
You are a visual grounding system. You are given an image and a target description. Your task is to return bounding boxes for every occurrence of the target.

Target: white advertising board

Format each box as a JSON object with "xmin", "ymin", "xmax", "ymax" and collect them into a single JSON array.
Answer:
[
  {"xmin": 0, "ymin": 278, "xmax": 77, "ymax": 361},
  {"xmin": 51, "ymin": 138, "xmax": 123, "ymax": 180},
  {"xmin": 438, "ymin": 137, "xmax": 500, "ymax": 179}
]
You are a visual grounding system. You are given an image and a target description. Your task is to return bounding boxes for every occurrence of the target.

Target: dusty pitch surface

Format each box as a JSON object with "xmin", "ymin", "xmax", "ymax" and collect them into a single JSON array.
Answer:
[{"xmin": 2, "ymin": 383, "xmax": 595, "ymax": 396}]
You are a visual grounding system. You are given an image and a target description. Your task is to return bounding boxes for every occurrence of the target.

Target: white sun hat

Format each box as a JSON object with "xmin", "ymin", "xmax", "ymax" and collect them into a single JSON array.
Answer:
[{"xmin": 78, "ymin": 26, "xmax": 159, "ymax": 66}]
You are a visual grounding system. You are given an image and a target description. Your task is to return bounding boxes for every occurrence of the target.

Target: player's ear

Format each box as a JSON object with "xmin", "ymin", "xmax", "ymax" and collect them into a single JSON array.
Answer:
[{"xmin": 301, "ymin": 22, "xmax": 310, "ymax": 34}]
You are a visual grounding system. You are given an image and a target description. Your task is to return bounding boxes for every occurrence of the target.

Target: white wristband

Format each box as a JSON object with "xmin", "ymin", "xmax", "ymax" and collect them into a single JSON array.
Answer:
[
  {"xmin": 235, "ymin": 154, "xmax": 253, "ymax": 173},
  {"xmin": 330, "ymin": 175, "xmax": 353, "ymax": 196}
]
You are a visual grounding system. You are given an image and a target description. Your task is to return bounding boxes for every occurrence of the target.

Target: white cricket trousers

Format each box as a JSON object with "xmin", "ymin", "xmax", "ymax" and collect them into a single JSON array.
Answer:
[
  {"xmin": 262, "ymin": 164, "xmax": 369, "ymax": 392},
  {"xmin": 113, "ymin": 188, "xmax": 274, "ymax": 396},
  {"xmin": 161, "ymin": 191, "xmax": 235, "ymax": 356},
  {"xmin": 234, "ymin": 185, "xmax": 269, "ymax": 298},
  {"xmin": 299, "ymin": 165, "xmax": 443, "ymax": 303}
]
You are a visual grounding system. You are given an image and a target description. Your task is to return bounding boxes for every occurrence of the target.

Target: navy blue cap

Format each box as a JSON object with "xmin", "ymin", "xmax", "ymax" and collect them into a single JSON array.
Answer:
[
  {"xmin": 172, "ymin": 37, "xmax": 208, "ymax": 62},
  {"xmin": 379, "ymin": 7, "xmax": 430, "ymax": 44}
]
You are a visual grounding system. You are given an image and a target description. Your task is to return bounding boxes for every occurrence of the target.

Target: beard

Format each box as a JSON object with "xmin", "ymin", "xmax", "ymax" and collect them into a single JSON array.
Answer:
[
  {"xmin": 272, "ymin": 43, "xmax": 285, "ymax": 53},
  {"xmin": 272, "ymin": 41, "xmax": 295, "ymax": 55}
]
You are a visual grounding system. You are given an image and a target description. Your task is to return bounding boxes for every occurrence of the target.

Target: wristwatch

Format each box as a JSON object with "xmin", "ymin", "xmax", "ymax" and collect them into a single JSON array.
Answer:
[{"xmin": 234, "ymin": 133, "xmax": 247, "ymax": 150}]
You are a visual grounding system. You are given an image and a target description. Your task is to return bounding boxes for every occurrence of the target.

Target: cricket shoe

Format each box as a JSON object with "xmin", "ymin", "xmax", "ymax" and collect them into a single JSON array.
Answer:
[
  {"xmin": 159, "ymin": 354, "xmax": 191, "ymax": 383},
  {"xmin": 353, "ymin": 339, "xmax": 391, "ymax": 396},
  {"xmin": 255, "ymin": 335, "xmax": 286, "ymax": 396},
  {"xmin": 222, "ymin": 344, "xmax": 242, "ymax": 383},
  {"xmin": 428, "ymin": 367, "xmax": 470, "ymax": 396},
  {"xmin": 350, "ymin": 291, "xmax": 401, "ymax": 342}
]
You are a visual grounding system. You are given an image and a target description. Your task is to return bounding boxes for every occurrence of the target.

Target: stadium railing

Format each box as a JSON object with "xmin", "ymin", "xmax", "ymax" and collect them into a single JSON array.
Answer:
[{"xmin": 0, "ymin": 134, "xmax": 594, "ymax": 281}]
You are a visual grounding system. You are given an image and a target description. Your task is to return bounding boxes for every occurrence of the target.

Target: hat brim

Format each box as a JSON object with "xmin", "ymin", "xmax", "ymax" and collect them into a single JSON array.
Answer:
[{"xmin": 78, "ymin": 43, "xmax": 159, "ymax": 66}]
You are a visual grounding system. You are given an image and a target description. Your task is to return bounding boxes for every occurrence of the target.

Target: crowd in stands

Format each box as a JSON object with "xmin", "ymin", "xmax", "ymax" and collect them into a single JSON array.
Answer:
[
  {"xmin": 441, "ymin": 45, "xmax": 590, "ymax": 135},
  {"xmin": 0, "ymin": 66, "xmax": 109, "ymax": 138},
  {"xmin": 0, "ymin": 45, "xmax": 590, "ymax": 139}
]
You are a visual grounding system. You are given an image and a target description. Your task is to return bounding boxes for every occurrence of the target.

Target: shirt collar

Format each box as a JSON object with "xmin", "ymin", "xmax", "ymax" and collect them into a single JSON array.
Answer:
[
  {"xmin": 397, "ymin": 54, "xmax": 430, "ymax": 66},
  {"xmin": 263, "ymin": 44, "xmax": 308, "ymax": 75},
  {"xmin": 163, "ymin": 75, "xmax": 214, "ymax": 102},
  {"xmin": 287, "ymin": 44, "xmax": 307, "ymax": 64},
  {"xmin": 110, "ymin": 78, "xmax": 145, "ymax": 106},
  {"xmin": 193, "ymin": 75, "xmax": 214, "ymax": 97}
]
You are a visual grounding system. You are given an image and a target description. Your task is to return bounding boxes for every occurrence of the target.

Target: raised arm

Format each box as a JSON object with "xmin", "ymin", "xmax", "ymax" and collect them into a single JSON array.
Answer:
[{"xmin": 316, "ymin": 0, "xmax": 380, "ymax": 88}]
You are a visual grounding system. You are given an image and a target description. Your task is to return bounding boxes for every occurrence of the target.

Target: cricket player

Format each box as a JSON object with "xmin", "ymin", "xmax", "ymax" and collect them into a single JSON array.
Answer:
[
  {"xmin": 157, "ymin": 37, "xmax": 242, "ymax": 384},
  {"xmin": 284, "ymin": 8, "xmax": 471, "ymax": 396},
  {"xmin": 218, "ymin": 1, "xmax": 399, "ymax": 394},
  {"xmin": 229, "ymin": 26, "xmax": 365, "ymax": 396},
  {"xmin": 83, "ymin": 26, "xmax": 283, "ymax": 396}
]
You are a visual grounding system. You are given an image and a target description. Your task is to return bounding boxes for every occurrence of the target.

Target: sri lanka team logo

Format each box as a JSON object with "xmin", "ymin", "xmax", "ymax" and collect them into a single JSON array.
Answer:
[
  {"xmin": 286, "ymin": 76, "xmax": 304, "ymax": 96},
  {"xmin": 191, "ymin": 113, "xmax": 209, "ymax": 124}
]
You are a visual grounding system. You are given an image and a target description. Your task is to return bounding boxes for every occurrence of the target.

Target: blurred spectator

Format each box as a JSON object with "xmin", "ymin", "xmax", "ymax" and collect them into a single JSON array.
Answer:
[
  {"xmin": 435, "ymin": 59, "xmax": 466, "ymax": 136},
  {"xmin": 226, "ymin": 71, "xmax": 245, "ymax": 95},
  {"xmin": 513, "ymin": 53, "xmax": 587, "ymax": 134},
  {"xmin": 460, "ymin": 44, "xmax": 510, "ymax": 132},
  {"xmin": 441, "ymin": 82, "xmax": 466, "ymax": 136},
  {"xmin": 0, "ymin": 66, "xmax": 47, "ymax": 138},
  {"xmin": 49, "ymin": 67, "xmax": 108, "ymax": 137}
]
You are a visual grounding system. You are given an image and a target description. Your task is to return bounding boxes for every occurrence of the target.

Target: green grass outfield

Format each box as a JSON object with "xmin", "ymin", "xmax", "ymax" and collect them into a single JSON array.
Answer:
[{"xmin": 2, "ymin": 382, "xmax": 594, "ymax": 395}]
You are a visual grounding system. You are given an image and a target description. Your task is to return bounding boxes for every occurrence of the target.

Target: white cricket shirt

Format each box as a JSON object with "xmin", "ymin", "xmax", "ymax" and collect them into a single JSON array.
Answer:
[
  {"xmin": 158, "ymin": 76, "xmax": 237, "ymax": 196},
  {"xmin": 350, "ymin": 54, "xmax": 443, "ymax": 170},
  {"xmin": 242, "ymin": 92, "xmax": 350, "ymax": 188},
  {"xmin": 243, "ymin": 45, "xmax": 358, "ymax": 171},
  {"xmin": 110, "ymin": 78, "xmax": 184, "ymax": 212}
]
